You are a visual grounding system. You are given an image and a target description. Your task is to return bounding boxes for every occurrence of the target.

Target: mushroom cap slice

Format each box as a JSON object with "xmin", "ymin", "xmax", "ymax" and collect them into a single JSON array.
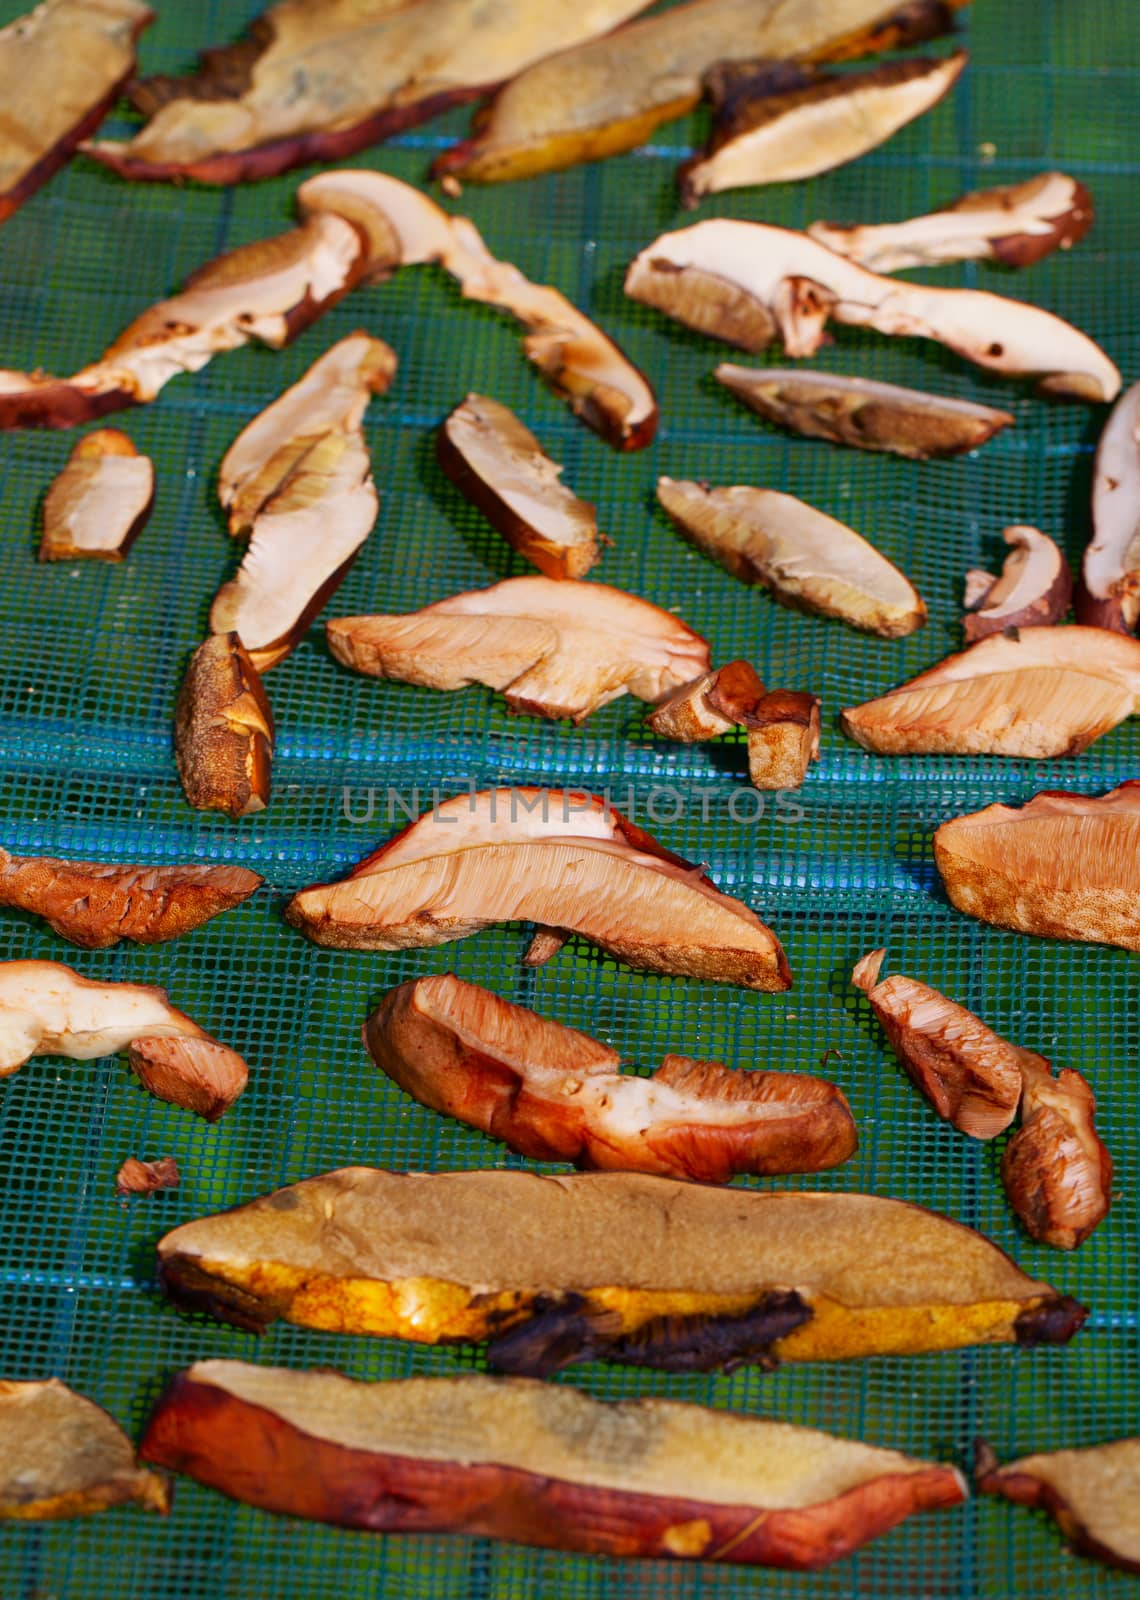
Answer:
[
  {"xmin": 962, "ymin": 526, "xmax": 1072, "ymax": 640},
  {"xmin": 648, "ymin": 665, "xmax": 821, "ymax": 790},
  {"xmin": 976, "ymin": 1437, "xmax": 1140, "ymax": 1575},
  {"xmin": 174, "ymin": 633, "xmax": 275, "ymax": 818},
  {"xmin": 1001, "ymin": 1055, "xmax": 1112, "ymax": 1251},
  {"xmin": 39, "ymin": 429, "xmax": 154, "ymax": 561},
  {"xmin": 1078, "ymin": 379, "xmax": 1140, "ymax": 634},
  {"xmin": 647, "ymin": 660, "xmax": 766, "ymax": 741}
]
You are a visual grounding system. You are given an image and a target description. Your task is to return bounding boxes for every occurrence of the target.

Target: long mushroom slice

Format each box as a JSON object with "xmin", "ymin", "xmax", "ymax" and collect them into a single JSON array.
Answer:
[
  {"xmin": 1001, "ymin": 1053, "xmax": 1112, "ymax": 1251},
  {"xmin": 154, "ymin": 1168, "xmax": 1085, "ymax": 1369},
  {"xmin": 365, "ymin": 974, "xmax": 856, "ymax": 1179},
  {"xmin": 297, "ymin": 171, "xmax": 657, "ymax": 450},
  {"xmin": 657, "ymin": 478, "xmax": 925, "ymax": 639},
  {"xmin": 933, "ymin": 783, "xmax": 1140, "ymax": 952},
  {"xmin": 0, "ymin": 959, "xmax": 248, "ymax": 1119},
  {"xmin": 437, "ymin": 395, "xmax": 602, "ymax": 579},
  {"xmin": 1077, "ymin": 379, "xmax": 1140, "ymax": 634},
  {"xmin": 715, "ymin": 366, "xmax": 1014, "ymax": 460},
  {"xmin": 809, "ymin": 172, "xmax": 1095, "ymax": 273},
  {"xmin": 142, "ymin": 1363, "xmax": 966, "ymax": 1566},
  {"xmin": 841, "ymin": 626, "xmax": 1140, "ymax": 757},
  {"xmin": 0, "ymin": 1378, "xmax": 168, "ymax": 1520},
  {"xmin": 39, "ymin": 430, "xmax": 154, "ymax": 561},
  {"xmin": 175, "ymin": 634, "xmax": 275, "ymax": 819},
  {"xmin": 647, "ymin": 662, "xmax": 821, "ymax": 791},
  {"xmin": 962, "ymin": 526, "xmax": 1072, "ymax": 640},
  {"xmin": 0, "ymin": 213, "xmax": 364, "ymax": 431},
  {"xmin": 209, "ymin": 334, "xmax": 397, "ymax": 671},
  {"xmin": 976, "ymin": 1437, "xmax": 1140, "ymax": 1575},
  {"xmin": 287, "ymin": 788, "xmax": 788, "ymax": 989},
  {"xmin": 679, "ymin": 52, "xmax": 967, "ymax": 208},
  {"xmin": 326, "ymin": 575, "xmax": 710, "ymax": 723},
  {"xmin": 625, "ymin": 220, "xmax": 1120, "ymax": 402}
]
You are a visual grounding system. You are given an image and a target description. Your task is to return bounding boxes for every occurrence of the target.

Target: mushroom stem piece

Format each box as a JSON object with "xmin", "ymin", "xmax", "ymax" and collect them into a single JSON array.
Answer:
[
  {"xmin": 174, "ymin": 634, "xmax": 275, "ymax": 818},
  {"xmin": 962, "ymin": 526, "xmax": 1072, "ymax": 640},
  {"xmin": 647, "ymin": 663, "xmax": 821, "ymax": 791},
  {"xmin": 39, "ymin": 430, "xmax": 154, "ymax": 561}
]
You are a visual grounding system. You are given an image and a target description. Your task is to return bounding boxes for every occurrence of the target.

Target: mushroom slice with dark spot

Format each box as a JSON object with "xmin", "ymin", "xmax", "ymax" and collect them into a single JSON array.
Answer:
[
  {"xmin": 1001, "ymin": 1054, "xmax": 1111, "ymax": 1251},
  {"xmin": 648, "ymin": 663, "xmax": 821, "ymax": 790},
  {"xmin": 174, "ymin": 633, "xmax": 275, "ymax": 818},
  {"xmin": 40, "ymin": 429, "xmax": 154, "ymax": 560},
  {"xmin": 976, "ymin": 1437, "xmax": 1140, "ymax": 1574},
  {"xmin": 1077, "ymin": 379, "xmax": 1140, "ymax": 634},
  {"xmin": 962, "ymin": 526, "xmax": 1072, "ymax": 640},
  {"xmin": 116, "ymin": 1156, "xmax": 181, "ymax": 1196}
]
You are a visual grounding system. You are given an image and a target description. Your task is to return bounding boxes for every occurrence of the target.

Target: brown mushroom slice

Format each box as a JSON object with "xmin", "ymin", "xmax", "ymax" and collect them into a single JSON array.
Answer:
[
  {"xmin": 437, "ymin": 395, "xmax": 601, "ymax": 579},
  {"xmin": 327, "ymin": 575, "xmax": 709, "ymax": 723},
  {"xmin": 0, "ymin": 1378, "xmax": 168, "ymax": 1520},
  {"xmin": 142, "ymin": 1362, "xmax": 965, "ymax": 1566},
  {"xmin": 155, "ymin": 1167, "xmax": 1084, "ymax": 1368},
  {"xmin": 0, "ymin": 959, "xmax": 248, "ymax": 1119},
  {"xmin": 1001, "ymin": 1055, "xmax": 1111, "ymax": 1251},
  {"xmin": 1077, "ymin": 380, "xmax": 1140, "ymax": 634},
  {"xmin": 657, "ymin": 478, "xmax": 925, "ymax": 638},
  {"xmin": 648, "ymin": 664, "xmax": 821, "ymax": 790},
  {"xmin": 365, "ymin": 974, "xmax": 856, "ymax": 1179},
  {"xmin": 286, "ymin": 787, "xmax": 790, "ymax": 990},
  {"xmin": 680, "ymin": 53, "xmax": 966, "ymax": 208},
  {"xmin": 174, "ymin": 633, "xmax": 275, "ymax": 818},
  {"xmin": 962, "ymin": 526, "xmax": 1072, "ymax": 640},
  {"xmin": 39, "ymin": 429, "xmax": 154, "ymax": 561},
  {"xmin": 809, "ymin": 172, "xmax": 1095, "ymax": 273},
  {"xmin": 715, "ymin": 366, "xmax": 1014, "ymax": 460},
  {"xmin": 976, "ymin": 1437, "xmax": 1140, "ymax": 1574},
  {"xmin": 115, "ymin": 1156, "xmax": 181, "ymax": 1196},
  {"xmin": 625, "ymin": 220, "xmax": 1120, "ymax": 401}
]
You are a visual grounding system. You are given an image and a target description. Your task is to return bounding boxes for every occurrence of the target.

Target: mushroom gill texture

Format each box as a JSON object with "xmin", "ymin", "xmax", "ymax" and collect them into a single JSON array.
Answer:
[
  {"xmin": 1001, "ymin": 1054, "xmax": 1112, "ymax": 1251},
  {"xmin": 962, "ymin": 526, "xmax": 1072, "ymax": 640},
  {"xmin": 976, "ymin": 1437, "xmax": 1140, "ymax": 1575},
  {"xmin": 39, "ymin": 430, "xmax": 154, "ymax": 561},
  {"xmin": 1078, "ymin": 379, "xmax": 1140, "ymax": 634}
]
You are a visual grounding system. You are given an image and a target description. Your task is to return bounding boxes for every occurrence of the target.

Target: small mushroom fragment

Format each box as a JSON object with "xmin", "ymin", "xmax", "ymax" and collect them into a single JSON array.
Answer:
[
  {"xmin": 841, "ymin": 627, "xmax": 1140, "ymax": 757},
  {"xmin": 0, "ymin": 959, "xmax": 248, "ymax": 1119},
  {"xmin": 648, "ymin": 663, "xmax": 821, "ymax": 791},
  {"xmin": 115, "ymin": 1156, "xmax": 181, "ymax": 1196},
  {"xmin": 657, "ymin": 479, "xmax": 925, "ymax": 638},
  {"xmin": 437, "ymin": 395, "xmax": 601, "ymax": 579},
  {"xmin": 1002, "ymin": 1054, "xmax": 1111, "ymax": 1251},
  {"xmin": 142, "ymin": 1362, "xmax": 966, "ymax": 1566},
  {"xmin": 155, "ymin": 1168, "xmax": 1085, "ymax": 1366},
  {"xmin": 962, "ymin": 527, "xmax": 1072, "ymax": 640},
  {"xmin": 625, "ymin": 220, "xmax": 1120, "ymax": 401},
  {"xmin": 286, "ymin": 788, "xmax": 791, "ymax": 991},
  {"xmin": 809, "ymin": 172, "xmax": 1095, "ymax": 273},
  {"xmin": 327, "ymin": 575, "xmax": 709, "ymax": 723},
  {"xmin": 0, "ymin": 1378, "xmax": 168, "ymax": 1520},
  {"xmin": 680, "ymin": 52, "xmax": 966, "ymax": 208},
  {"xmin": 174, "ymin": 634, "xmax": 275, "ymax": 818},
  {"xmin": 1077, "ymin": 379, "xmax": 1140, "ymax": 634},
  {"xmin": 39, "ymin": 430, "xmax": 154, "ymax": 561},
  {"xmin": 934, "ymin": 783, "xmax": 1140, "ymax": 952},
  {"xmin": 976, "ymin": 1437, "xmax": 1140, "ymax": 1575},
  {"xmin": 716, "ymin": 367, "xmax": 1014, "ymax": 460},
  {"xmin": 365, "ymin": 974, "xmax": 856, "ymax": 1178}
]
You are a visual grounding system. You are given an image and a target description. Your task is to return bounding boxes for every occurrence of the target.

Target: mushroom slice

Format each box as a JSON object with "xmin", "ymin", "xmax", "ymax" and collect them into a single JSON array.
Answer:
[
  {"xmin": 648, "ymin": 664, "xmax": 821, "ymax": 790},
  {"xmin": 809, "ymin": 172, "xmax": 1095, "ymax": 273},
  {"xmin": 933, "ymin": 783, "xmax": 1140, "ymax": 951},
  {"xmin": 285, "ymin": 787, "xmax": 790, "ymax": 990},
  {"xmin": 0, "ymin": 959, "xmax": 248, "ymax": 1119},
  {"xmin": 976, "ymin": 1437, "xmax": 1140, "ymax": 1574},
  {"xmin": 174, "ymin": 634, "xmax": 275, "ymax": 818},
  {"xmin": 715, "ymin": 367, "xmax": 1014, "ymax": 460},
  {"xmin": 0, "ymin": 1378, "xmax": 168, "ymax": 1520},
  {"xmin": 0, "ymin": 851, "xmax": 261, "ymax": 947},
  {"xmin": 39, "ymin": 430, "xmax": 154, "ymax": 561},
  {"xmin": 209, "ymin": 335, "xmax": 396, "ymax": 670},
  {"xmin": 625, "ymin": 220, "xmax": 1120, "ymax": 401},
  {"xmin": 155, "ymin": 1168, "xmax": 1084, "ymax": 1367},
  {"xmin": 1077, "ymin": 380, "xmax": 1140, "ymax": 634},
  {"xmin": 842, "ymin": 625, "xmax": 1140, "ymax": 757},
  {"xmin": 962, "ymin": 526, "xmax": 1072, "ymax": 640},
  {"xmin": 115, "ymin": 1156, "xmax": 181, "ymax": 1196},
  {"xmin": 437, "ymin": 395, "xmax": 601, "ymax": 579},
  {"xmin": 657, "ymin": 478, "xmax": 925, "ymax": 638},
  {"xmin": 1002, "ymin": 1055, "xmax": 1111, "ymax": 1251},
  {"xmin": 680, "ymin": 52, "xmax": 966, "ymax": 208},
  {"xmin": 365, "ymin": 974, "xmax": 856, "ymax": 1179},
  {"xmin": 142, "ymin": 1362, "xmax": 965, "ymax": 1566},
  {"xmin": 326, "ymin": 575, "xmax": 709, "ymax": 723}
]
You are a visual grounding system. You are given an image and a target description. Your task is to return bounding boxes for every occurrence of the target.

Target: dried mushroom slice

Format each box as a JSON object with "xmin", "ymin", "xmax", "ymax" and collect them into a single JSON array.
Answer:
[
  {"xmin": 174, "ymin": 633, "xmax": 275, "ymax": 818},
  {"xmin": 1077, "ymin": 380, "xmax": 1140, "ymax": 634},
  {"xmin": 40, "ymin": 430, "xmax": 154, "ymax": 561},
  {"xmin": 1002, "ymin": 1055, "xmax": 1111, "ymax": 1251},
  {"xmin": 962, "ymin": 526, "xmax": 1072, "ymax": 640},
  {"xmin": 115, "ymin": 1156, "xmax": 181, "ymax": 1196},
  {"xmin": 648, "ymin": 665, "xmax": 820, "ymax": 791},
  {"xmin": 976, "ymin": 1437, "xmax": 1140, "ymax": 1574}
]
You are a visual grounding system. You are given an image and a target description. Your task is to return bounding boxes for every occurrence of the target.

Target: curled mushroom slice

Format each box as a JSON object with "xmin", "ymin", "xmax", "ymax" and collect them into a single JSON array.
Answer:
[
  {"xmin": 809, "ymin": 172, "xmax": 1095, "ymax": 272},
  {"xmin": 716, "ymin": 366, "xmax": 1013, "ymax": 460},
  {"xmin": 327, "ymin": 575, "xmax": 709, "ymax": 723},
  {"xmin": 962, "ymin": 526, "xmax": 1072, "ymax": 640},
  {"xmin": 1002, "ymin": 1055, "xmax": 1111, "ymax": 1251},
  {"xmin": 625, "ymin": 219, "xmax": 1120, "ymax": 401},
  {"xmin": 437, "ymin": 395, "xmax": 601, "ymax": 579},
  {"xmin": 174, "ymin": 634, "xmax": 275, "ymax": 818},
  {"xmin": 976, "ymin": 1437, "xmax": 1140, "ymax": 1575},
  {"xmin": 40, "ymin": 430, "xmax": 154, "ymax": 561},
  {"xmin": 0, "ymin": 959, "xmax": 248, "ymax": 1119},
  {"xmin": 115, "ymin": 1156, "xmax": 181, "ymax": 1196},
  {"xmin": 648, "ymin": 663, "xmax": 821, "ymax": 790},
  {"xmin": 366, "ymin": 974, "xmax": 855, "ymax": 1179},
  {"xmin": 934, "ymin": 783, "xmax": 1140, "ymax": 951},
  {"xmin": 658, "ymin": 478, "xmax": 925, "ymax": 638},
  {"xmin": 286, "ymin": 787, "xmax": 790, "ymax": 991},
  {"xmin": 1077, "ymin": 379, "xmax": 1140, "ymax": 634}
]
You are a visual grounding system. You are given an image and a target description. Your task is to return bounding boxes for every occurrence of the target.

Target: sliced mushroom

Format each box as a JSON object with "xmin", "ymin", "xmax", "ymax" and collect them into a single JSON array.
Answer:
[
  {"xmin": 326, "ymin": 575, "xmax": 709, "ymax": 723},
  {"xmin": 1002, "ymin": 1055, "xmax": 1111, "ymax": 1251},
  {"xmin": 934, "ymin": 782, "xmax": 1140, "ymax": 951},
  {"xmin": 155, "ymin": 1168, "xmax": 1084, "ymax": 1366},
  {"xmin": 680, "ymin": 52, "xmax": 966, "ymax": 207},
  {"xmin": 0, "ymin": 959, "xmax": 248, "ymax": 1119},
  {"xmin": 174, "ymin": 634, "xmax": 275, "ymax": 818},
  {"xmin": 437, "ymin": 395, "xmax": 601, "ymax": 579},
  {"xmin": 0, "ymin": 1378, "xmax": 168, "ymax": 1520},
  {"xmin": 715, "ymin": 366, "xmax": 1014, "ymax": 460},
  {"xmin": 39, "ymin": 429, "xmax": 154, "ymax": 561},
  {"xmin": 365, "ymin": 974, "xmax": 855, "ymax": 1179},
  {"xmin": 842, "ymin": 626, "xmax": 1140, "ymax": 757},
  {"xmin": 648, "ymin": 663, "xmax": 821, "ymax": 790},
  {"xmin": 809, "ymin": 172, "xmax": 1095, "ymax": 272},
  {"xmin": 976, "ymin": 1437, "xmax": 1140, "ymax": 1574},
  {"xmin": 1077, "ymin": 379, "xmax": 1140, "ymax": 633},
  {"xmin": 286, "ymin": 787, "xmax": 790, "ymax": 990},
  {"xmin": 115, "ymin": 1156, "xmax": 181, "ymax": 1196},
  {"xmin": 625, "ymin": 220, "xmax": 1120, "ymax": 401},
  {"xmin": 962, "ymin": 526, "xmax": 1072, "ymax": 640},
  {"xmin": 142, "ymin": 1362, "xmax": 965, "ymax": 1566},
  {"xmin": 657, "ymin": 478, "xmax": 925, "ymax": 638}
]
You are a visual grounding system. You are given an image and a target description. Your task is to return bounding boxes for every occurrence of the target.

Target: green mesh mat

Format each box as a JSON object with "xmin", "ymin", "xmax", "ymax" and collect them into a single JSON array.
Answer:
[{"xmin": 0, "ymin": 0, "xmax": 1137, "ymax": 1594}]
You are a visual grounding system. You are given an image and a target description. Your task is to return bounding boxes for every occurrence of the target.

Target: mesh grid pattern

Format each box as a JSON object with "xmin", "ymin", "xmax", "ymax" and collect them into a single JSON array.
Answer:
[{"xmin": 0, "ymin": 0, "xmax": 1137, "ymax": 1594}]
